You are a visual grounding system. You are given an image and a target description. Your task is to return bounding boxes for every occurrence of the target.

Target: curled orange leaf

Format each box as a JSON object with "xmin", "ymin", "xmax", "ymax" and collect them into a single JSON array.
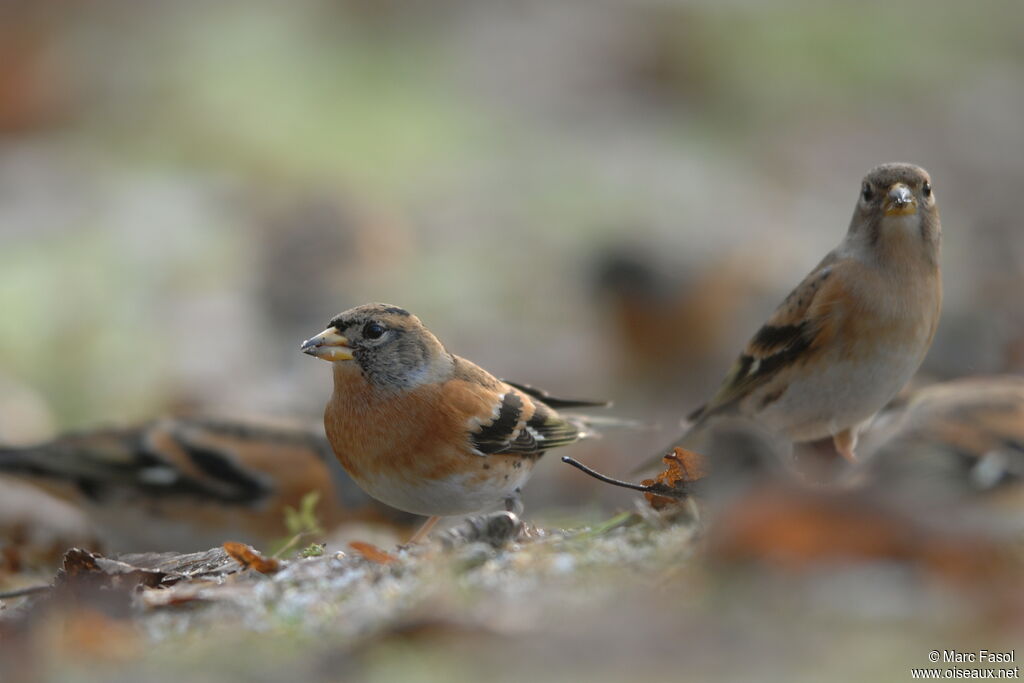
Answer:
[
  {"xmin": 349, "ymin": 541, "xmax": 398, "ymax": 565},
  {"xmin": 222, "ymin": 542, "xmax": 281, "ymax": 574}
]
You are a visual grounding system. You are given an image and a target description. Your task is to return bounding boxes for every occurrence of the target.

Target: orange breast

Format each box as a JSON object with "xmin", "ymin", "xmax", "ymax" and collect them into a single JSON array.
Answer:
[
  {"xmin": 811, "ymin": 259, "xmax": 941, "ymax": 361},
  {"xmin": 324, "ymin": 366, "xmax": 479, "ymax": 487}
]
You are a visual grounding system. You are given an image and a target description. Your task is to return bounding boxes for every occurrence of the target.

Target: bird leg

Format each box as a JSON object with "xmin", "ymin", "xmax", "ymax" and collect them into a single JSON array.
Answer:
[
  {"xmin": 504, "ymin": 488, "xmax": 524, "ymax": 516},
  {"xmin": 407, "ymin": 515, "xmax": 441, "ymax": 544},
  {"xmin": 832, "ymin": 428, "xmax": 859, "ymax": 463}
]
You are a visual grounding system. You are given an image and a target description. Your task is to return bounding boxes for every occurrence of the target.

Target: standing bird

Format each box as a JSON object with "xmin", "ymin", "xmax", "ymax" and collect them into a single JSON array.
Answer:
[
  {"xmin": 301, "ymin": 304, "xmax": 607, "ymax": 543},
  {"xmin": 638, "ymin": 163, "xmax": 942, "ymax": 469}
]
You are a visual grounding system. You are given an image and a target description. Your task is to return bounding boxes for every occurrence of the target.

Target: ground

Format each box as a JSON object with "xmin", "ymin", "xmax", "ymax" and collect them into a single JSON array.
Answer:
[{"xmin": 2, "ymin": 499, "xmax": 1019, "ymax": 683}]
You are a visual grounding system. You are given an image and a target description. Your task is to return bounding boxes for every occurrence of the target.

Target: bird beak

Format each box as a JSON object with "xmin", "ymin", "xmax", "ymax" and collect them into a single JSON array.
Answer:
[
  {"xmin": 883, "ymin": 183, "xmax": 917, "ymax": 216},
  {"xmin": 300, "ymin": 327, "xmax": 354, "ymax": 362}
]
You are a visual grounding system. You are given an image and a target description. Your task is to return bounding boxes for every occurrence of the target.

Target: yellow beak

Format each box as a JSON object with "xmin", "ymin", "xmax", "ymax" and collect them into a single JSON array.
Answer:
[
  {"xmin": 300, "ymin": 327, "xmax": 354, "ymax": 362},
  {"xmin": 883, "ymin": 183, "xmax": 917, "ymax": 216}
]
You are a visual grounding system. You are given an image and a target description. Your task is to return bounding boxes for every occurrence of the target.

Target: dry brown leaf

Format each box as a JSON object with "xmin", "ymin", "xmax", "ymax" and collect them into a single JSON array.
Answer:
[
  {"xmin": 349, "ymin": 541, "xmax": 398, "ymax": 564},
  {"xmin": 641, "ymin": 448, "xmax": 708, "ymax": 510},
  {"xmin": 222, "ymin": 542, "xmax": 281, "ymax": 574},
  {"xmin": 116, "ymin": 547, "xmax": 238, "ymax": 582},
  {"xmin": 59, "ymin": 548, "xmax": 167, "ymax": 590}
]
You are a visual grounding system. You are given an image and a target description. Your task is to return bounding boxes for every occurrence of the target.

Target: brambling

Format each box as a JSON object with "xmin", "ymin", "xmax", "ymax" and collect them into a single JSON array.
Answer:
[
  {"xmin": 301, "ymin": 303, "xmax": 608, "ymax": 542},
  {"xmin": 590, "ymin": 246, "xmax": 763, "ymax": 399},
  {"xmin": 0, "ymin": 415, "xmax": 417, "ymax": 552},
  {"xmin": 862, "ymin": 375, "xmax": 1024, "ymax": 500},
  {"xmin": 639, "ymin": 163, "xmax": 942, "ymax": 469}
]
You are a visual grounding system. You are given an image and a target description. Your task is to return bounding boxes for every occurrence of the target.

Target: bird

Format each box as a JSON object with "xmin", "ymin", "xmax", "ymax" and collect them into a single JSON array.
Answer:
[
  {"xmin": 589, "ymin": 245, "xmax": 767, "ymax": 400},
  {"xmin": 301, "ymin": 303, "xmax": 609, "ymax": 543},
  {"xmin": 861, "ymin": 375, "xmax": 1024, "ymax": 501},
  {"xmin": 0, "ymin": 414, "xmax": 417, "ymax": 552},
  {"xmin": 637, "ymin": 162, "xmax": 942, "ymax": 469}
]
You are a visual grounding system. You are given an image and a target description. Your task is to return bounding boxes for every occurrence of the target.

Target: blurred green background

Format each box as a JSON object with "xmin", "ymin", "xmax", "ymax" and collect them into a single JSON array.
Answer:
[
  {"xmin": 1, "ymin": 0, "xmax": 1022, "ymax": 449},
  {"xmin": 1, "ymin": 3, "xmax": 1023, "ymax": 680}
]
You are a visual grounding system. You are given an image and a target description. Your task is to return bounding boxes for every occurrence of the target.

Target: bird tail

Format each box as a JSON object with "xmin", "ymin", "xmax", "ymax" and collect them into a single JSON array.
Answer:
[
  {"xmin": 503, "ymin": 381, "xmax": 611, "ymax": 409},
  {"xmin": 567, "ymin": 414, "xmax": 654, "ymax": 442}
]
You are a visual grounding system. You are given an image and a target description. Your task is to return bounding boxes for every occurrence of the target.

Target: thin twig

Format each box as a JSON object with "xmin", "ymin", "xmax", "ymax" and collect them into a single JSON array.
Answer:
[
  {"xmin": 561, "ymin": 456, "xmax": 690, "ymax": 500},
  {"xmin": 561, "ymin": 456, "xmax": 653, "ymax": 492}
]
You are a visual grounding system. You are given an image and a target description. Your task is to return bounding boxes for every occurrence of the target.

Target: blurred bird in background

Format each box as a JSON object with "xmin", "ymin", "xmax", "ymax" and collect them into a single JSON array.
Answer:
[
  {"xmin": 638, "ymin": 163, "xmax": 942, "ymax": 469},
  {"xmin": 0, "ymin": 3, "xmax": 71, "ymax": 135},
  {"xmin": 252, "ymin": 191, "xmax": 412, "ymax": 348},
  {"xmin": 589, "ymin": 244, "xmax": 769, "ymax": 404},
  {"xmin": 0, "ymin": 414, "xmax": 418, "ymax": 554},
  {"xmin": 860, "ymin": 375, "xmax": 1024, "ymax": 507}
]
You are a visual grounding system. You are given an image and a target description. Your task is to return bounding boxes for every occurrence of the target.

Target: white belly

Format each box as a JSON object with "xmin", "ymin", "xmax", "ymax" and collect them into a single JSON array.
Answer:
[
  {"xmin": 752, "ymin": 346, "xmax": 926, "ymax": 442},
  {"xmin": 356, "ymin": 463, "xmax": 535, "ymax": 517}
]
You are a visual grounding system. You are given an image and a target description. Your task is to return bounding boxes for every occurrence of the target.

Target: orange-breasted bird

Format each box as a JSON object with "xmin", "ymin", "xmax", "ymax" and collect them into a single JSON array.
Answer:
[{"xmin": 301, "ymin": 303, "xmax": 609, "ymax": 542}]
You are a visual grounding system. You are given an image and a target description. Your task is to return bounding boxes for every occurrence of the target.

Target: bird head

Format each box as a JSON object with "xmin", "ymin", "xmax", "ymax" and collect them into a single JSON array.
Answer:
[
  {"xmin": 301, "ymin": 304, "xmax": 450, "ymax": 389},
  {"xmin": 849, "ymin": 162, "xmax": 941, "ymax": 257}
]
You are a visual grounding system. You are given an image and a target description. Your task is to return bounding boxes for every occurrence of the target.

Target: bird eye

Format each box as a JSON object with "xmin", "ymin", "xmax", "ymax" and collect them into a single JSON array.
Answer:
[
  {"xmin": 861, "ymin": 182, "xmax": 874, "ymax": 202},
  {"xmin": 922, "ymin": 181, "xmax": 932, "ymax": 197},
  {"xmin": 362, "ymin": 322, "xmax": 386, "ymax": 340}
]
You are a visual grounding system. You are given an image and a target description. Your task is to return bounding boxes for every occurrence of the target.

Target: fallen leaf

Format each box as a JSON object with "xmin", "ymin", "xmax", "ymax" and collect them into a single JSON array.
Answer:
[
  {"xmin": 561, "ymin": 449, "xmax": 706, "ymax": 509},
  {"xmin": 48, "ymin": 548, "xmax": 170, "ymax": 619},
  {"xmin": 58, "ymin": 548, "xmax": 167, "ymax": 590},
  {"xmin": 116, "ymin": 547, "xmax": 238, "ymax": 582},
  {"xmin": 641, "ymin": 448, "xmax": 708, "ymax": 510},
  {"xmin": 349, "ymin": 541, "xmax": 398, "ymax": 564},
  {"xmin": 222, "ymin": 542, "xmax": 281, "ymax": 574}
]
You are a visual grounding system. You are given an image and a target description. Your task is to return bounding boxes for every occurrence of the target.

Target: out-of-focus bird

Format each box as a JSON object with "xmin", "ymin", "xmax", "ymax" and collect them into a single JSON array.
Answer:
[
  {"xmin": 589, "ymin": 246, "xmax": 765, "ymax": 399},
  {"xmin": 0, "ymin": 415, "xmax": 417, "ymax": 552},
  {"xmin": 301, "ymin": 303, "xmax": 610, "ymax": 543},
  {"xmin": 861, "ymin": 375, "xmax": 1024, "ymax": 501},
  {"xmin": 0, "ymin": 5, "xmax": 70, "ymax": 135},
  {"xmin": 638, "ymin": 163, "xmax": 942, "ymax": 469},
  {"xmin": 253, "ymin": 193, "xmax": 410, "ymax": 339}
]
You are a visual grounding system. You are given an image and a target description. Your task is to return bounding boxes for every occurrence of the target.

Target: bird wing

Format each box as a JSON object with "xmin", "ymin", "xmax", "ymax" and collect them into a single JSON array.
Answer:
[
  {"xmin": 632, "ymin": 252, "xmax": 851, "ymax": 474},
  {"xmin": 690, "ymin": 251, "xmax": 846, "ymax": 422},
  {"xmin": 442, "ymin": 359, "xmax": 587, "ymax": 457},
  {"xmin": 469, "ymin": 389, "xmax": 584, "ymax": 456}
]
